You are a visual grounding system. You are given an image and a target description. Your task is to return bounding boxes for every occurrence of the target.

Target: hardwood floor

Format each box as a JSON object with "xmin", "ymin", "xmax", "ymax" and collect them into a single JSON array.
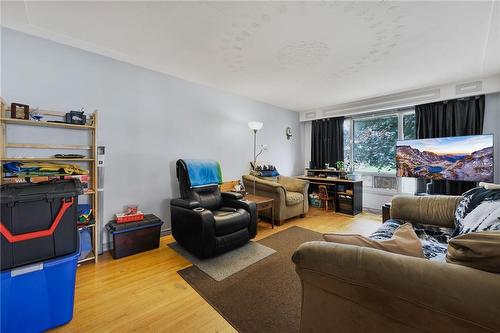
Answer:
[{"xmin": 52, "ymin": 208, "xmax": 382, "ymax": 332}]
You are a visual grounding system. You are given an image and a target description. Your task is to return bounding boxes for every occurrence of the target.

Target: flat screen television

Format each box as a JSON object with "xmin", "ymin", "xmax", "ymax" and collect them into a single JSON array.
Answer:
[{"xmin": 396, "ymin": 134, "xmax": 494, "ymax": 182}]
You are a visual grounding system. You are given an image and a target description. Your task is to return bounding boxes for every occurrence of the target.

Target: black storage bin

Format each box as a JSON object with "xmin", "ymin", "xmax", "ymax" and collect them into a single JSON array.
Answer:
[
  {"xmin": 106, "ymin": 214, "xmax": 162, "ymax": 259},
  {"xmin": 337, "ymin": 195, "xmax": 353, "ymax": 214},
  {"xmin": 1, "ymin": 179, "xmax": 83, "ymax": 271}
]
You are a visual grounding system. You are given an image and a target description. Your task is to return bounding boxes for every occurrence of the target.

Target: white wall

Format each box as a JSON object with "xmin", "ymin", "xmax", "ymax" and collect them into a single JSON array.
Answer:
[
  {"xmin": 484, "ymin": 93, "xmax": 500, "ymax": 184},
  {"xmin": 1, "ymin": 28, "xmax": 304, "ymax": 246}
]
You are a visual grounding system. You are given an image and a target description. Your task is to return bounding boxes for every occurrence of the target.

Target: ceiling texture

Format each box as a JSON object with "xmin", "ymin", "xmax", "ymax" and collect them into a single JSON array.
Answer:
[{"xmin": 2, "ymin": 1, "xmax": 500, "ymax": 111}]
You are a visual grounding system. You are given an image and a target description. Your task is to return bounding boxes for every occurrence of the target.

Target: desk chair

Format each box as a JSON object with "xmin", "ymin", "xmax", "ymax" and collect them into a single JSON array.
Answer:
[{"xmin": 318, "ymin": 185, "xmax": 335, "ymax": 211}]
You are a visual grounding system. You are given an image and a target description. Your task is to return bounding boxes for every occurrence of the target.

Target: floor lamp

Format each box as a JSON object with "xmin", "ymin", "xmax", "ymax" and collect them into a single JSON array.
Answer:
[{"xmin": 248, "ymin": 121, "xmax": 263, "ymax": 196}]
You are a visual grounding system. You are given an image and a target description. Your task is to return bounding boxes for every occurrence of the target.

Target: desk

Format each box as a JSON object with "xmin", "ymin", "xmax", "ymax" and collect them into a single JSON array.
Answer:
[{"xmin": 296, "ymin": 176, "xmax": 363, "ymax": 215}]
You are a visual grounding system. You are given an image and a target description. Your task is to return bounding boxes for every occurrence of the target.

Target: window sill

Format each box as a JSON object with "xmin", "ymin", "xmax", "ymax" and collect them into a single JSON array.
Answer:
[{"xmin": 362, "ymin": 187, "xmax": 399, "ymax": 196}]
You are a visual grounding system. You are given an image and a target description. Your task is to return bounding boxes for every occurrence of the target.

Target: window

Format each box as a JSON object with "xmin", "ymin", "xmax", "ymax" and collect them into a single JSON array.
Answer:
[
  {"xmin": 344, "ymin": 108, "xmax": 416, "ymax": 192},
  {"xmin": 403, "ymin": 113, "xmax": 416, "ymax": 140},
  {"xmin": 353, "ymin": 114, "xmax": 398, "ymax": 173},
  {"xmin": 343, "ymin": 119, "xmax": 352, "ymax": 164}
]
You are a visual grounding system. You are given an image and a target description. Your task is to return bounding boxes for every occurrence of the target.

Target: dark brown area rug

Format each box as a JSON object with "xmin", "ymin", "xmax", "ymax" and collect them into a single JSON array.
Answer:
[{"xmin": 178, "ymin": 226, "xmax": 323, "ymax": 333}]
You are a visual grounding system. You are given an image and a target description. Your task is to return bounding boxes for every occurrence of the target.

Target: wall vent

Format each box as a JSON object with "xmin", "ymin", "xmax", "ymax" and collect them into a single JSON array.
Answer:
[
  {"xmin": 305, "ymin": 112, "xmax": 316, "ymax": 119},
  {"xmin": 321, "ymin": 88, "xmax": 440, "ymax": 117},
  {"xmin": 456, "ymin": 81, "xmax": 482, "ymax": 95}
]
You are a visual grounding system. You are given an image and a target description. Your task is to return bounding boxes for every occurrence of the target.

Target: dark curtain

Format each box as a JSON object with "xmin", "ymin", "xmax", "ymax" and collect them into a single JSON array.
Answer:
[
  {"xmin": 415, "ymin": 95, "xmax": 485, "ymax": 195},
  {"xmin": 311, "ymin": 117, "xmax": 344, "ymax": 169}
]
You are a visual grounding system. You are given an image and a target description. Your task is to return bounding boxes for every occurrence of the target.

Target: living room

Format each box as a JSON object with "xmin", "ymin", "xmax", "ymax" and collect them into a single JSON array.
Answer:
[{"xmin": 1, "ymin": 1, "xmax": 500, "ymax": 332}]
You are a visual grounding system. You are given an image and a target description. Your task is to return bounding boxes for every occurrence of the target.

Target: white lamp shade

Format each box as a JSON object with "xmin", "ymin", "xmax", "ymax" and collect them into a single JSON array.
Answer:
[{"xmin": 248, "ymin": 121, "xmax": 263, "ymax": 131}]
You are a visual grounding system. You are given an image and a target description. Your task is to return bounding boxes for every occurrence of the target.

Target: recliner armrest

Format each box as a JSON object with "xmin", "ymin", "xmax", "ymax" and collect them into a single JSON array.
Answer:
[
  {"xmin": 170, "ymin": 198, "xmax": 201, "ymax": 209},
  {"xmin": 222, "ymin": 197, "xmax": 258, "ymax": 239},
  {"xmin": 221, "ymin": 191, "xmax": 244, "ymax": 200}
]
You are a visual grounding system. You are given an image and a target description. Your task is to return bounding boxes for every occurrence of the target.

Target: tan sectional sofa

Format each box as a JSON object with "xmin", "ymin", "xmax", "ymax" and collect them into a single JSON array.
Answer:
[{"xmin": 292, "ymin": 195, "xmax": 500, "ymax": 332}]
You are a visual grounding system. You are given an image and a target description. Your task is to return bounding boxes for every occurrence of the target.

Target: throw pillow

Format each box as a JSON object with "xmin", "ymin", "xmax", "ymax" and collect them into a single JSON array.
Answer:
[
  {"xmin": 454, "ymin": 187, "xmax": 500, "ymax": 235},
  {"xmin": 456, "ymin": 200, "xmax": 500, "ymax": 235},
  {"xmin": 446, "ymin": 231, "xmax": 500, "ymax": 273},
  {"xmin": 323, "ymin": 223, "xmax": 424, "ymax": 258}
]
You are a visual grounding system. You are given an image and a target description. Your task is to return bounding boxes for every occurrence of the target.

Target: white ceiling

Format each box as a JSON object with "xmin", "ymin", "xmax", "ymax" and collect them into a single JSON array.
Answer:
[{"xmin": 2, "ymin": 1, "xmax": 500, "ymax": 111}]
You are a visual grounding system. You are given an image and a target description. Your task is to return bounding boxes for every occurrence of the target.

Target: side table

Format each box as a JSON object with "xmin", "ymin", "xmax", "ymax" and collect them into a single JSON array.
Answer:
[
  {"xmin": 244, "ymin": 194, "xmax": 274, "ymax": 228},
  {"xmin": 382, "ymin": 202, "xmax": 391, "ymax": 222}
]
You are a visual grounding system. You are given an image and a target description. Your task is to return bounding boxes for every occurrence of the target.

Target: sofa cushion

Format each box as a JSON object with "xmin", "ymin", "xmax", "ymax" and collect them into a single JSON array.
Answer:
[
  {"xmin": 324, "ymin": 223, "xmax": 424, "ymax": 258},
  {"xmin": 286, "ymin": 191, "xmax": 303, "ymax": 206},
  {"xmin": 447, "ymin": 231, "xmax": 500, "ymax": 273},
  {"xmin": 370, "ymin": 219, "xmax": 453, "ymax": 261},
  {"xmin": 213, "ymin": 208, "xmax": 250, "ymax": 236}
]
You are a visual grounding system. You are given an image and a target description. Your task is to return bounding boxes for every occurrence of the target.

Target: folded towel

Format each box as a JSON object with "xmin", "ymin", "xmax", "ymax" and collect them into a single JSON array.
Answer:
[{"xmin": 184, "ymin": 159, "xmax": 223, "ymax": 188}]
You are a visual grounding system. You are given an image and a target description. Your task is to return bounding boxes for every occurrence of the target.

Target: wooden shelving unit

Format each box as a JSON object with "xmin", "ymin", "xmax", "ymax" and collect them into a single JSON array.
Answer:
[
  {"xmin": 1, "ymin": 157, "xmax": 95, "ymax": 162},
  {"xmin": 1, "ymin": 108, "xmax": 99, "ymax": 265},
  {"xmin": 0, "ymin": 117, "xmax": 95, "ymax": 129},
  {"xmin": 298, "ymin": 169, "xmax": 363, "ymax": 215}
]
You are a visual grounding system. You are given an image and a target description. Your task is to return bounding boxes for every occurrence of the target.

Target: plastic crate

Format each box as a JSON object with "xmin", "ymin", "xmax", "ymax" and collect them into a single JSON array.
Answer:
[
  {"xmin": 107, "ymin": 214, "xmax": 162, "ymax": 259},
  {"xmin": 1, "ymin": 250, "xmax": 79, "ymax": 332},
  {"xmin": 309, "ymin": 195, "xmax": 322, "ymax": 208},
  {"xmin": 1, "ymin": 179, "xmax": 82, "ymax": 270}
]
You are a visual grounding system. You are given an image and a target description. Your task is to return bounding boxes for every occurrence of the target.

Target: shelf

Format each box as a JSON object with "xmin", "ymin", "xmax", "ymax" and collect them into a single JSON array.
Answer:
[
  {"xmin": 1, "ymin": 118, "xmax": 95, "ymax": 129},
  {"xmin": 6, "ymin": 143, "xmax": 92, "ymax": 150},
  {"xmin": 77, "ymin": 250, "xmax": 96, "ymax": 264},
  {"xmin": 78, "ymin": 223, "xmax": 95, "ymax": 230},
  {"xmin": 1, "ymin": 157, "xmax": 94, "ymax": 162},
  {"xmin": 2, "ymin": 109, "xmax": 99, "ymax": 265},
  {"xmin": 336, "ymin": 192, "xmax": 353, "ymax": 196},
  {"xmin": 305, "ymin": 169, "xmax": 345, "ymax": 172}
]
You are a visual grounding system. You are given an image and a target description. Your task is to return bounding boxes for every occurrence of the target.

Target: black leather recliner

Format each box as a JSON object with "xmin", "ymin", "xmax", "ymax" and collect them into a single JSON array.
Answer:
[{"xmin": 170, "ymin": 159, "xmax": 257, "ymax": 258}]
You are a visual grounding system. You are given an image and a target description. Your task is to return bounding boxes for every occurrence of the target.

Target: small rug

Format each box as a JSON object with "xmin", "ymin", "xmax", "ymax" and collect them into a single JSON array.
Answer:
[
  {"xmin": 169, "ymin": 241, "xmax": 276, "ymax": 281},
  {"xmin": 178, "ymin": 226, "xmax": 323, "ymax": 333}
]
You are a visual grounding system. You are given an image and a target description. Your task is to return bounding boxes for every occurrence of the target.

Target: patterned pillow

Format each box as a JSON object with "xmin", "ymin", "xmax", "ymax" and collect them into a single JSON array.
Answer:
[
  {"xmin": 370, "ymin": 219, "xmax": 453, "ymax": 261},
  {"xmin": 456, "ymin": 201, "xmax": 500, "ymax": 235},
  {"xmin": 455, "ymin": 194, "xmax": 472, "ymax": 230},
  {"xmin": 454, "ymin": 187, "xmax": 500, "ymax": 236}
]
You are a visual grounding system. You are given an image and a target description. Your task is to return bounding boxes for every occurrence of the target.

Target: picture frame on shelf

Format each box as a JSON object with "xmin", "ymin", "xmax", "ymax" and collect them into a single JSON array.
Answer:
[{"xmin": 10, "ymin": 103, "xmax": 30, "ymax": 120}]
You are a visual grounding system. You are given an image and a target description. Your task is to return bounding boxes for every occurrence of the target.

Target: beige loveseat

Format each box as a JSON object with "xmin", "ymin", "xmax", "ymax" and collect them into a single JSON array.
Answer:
[
  {"xmin": 242, "ymin": 175, "xmax": 309, "ymax": 225},
  {"xmin": 292, "ymin": 195, "xmax": 500, "ymax": 332}
]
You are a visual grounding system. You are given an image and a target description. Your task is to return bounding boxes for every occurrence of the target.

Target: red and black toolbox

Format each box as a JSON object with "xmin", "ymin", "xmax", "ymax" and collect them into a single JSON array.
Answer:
[
  {"xmin": 106, "ymin": 214, "xmax": 162, "ymax": 259},
  {"xmin": 1, "ymin": 179, "xmax": 83, "ymax": 271}
]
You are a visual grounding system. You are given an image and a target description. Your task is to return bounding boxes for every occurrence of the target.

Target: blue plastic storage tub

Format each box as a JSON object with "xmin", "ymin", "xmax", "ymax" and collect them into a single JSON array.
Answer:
[{"xmin": 1, "ymin": 250, "xmax": 79, "ymax": 333}]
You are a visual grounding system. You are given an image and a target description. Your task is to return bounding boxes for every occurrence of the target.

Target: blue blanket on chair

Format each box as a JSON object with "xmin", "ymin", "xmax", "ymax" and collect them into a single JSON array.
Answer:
[{"xmin": 184, "ymin": 159, "xmax": 223, "ymax": 188}]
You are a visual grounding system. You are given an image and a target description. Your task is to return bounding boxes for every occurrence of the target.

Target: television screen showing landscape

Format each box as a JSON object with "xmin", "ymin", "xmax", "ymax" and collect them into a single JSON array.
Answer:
[{"xmin": 396, "ymin": 134, "xmax": 494, "ymax": 182}]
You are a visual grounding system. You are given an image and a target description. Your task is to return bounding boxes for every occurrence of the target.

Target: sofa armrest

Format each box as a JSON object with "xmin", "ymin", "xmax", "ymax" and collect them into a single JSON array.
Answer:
[
  {"xmin": 390, "ymin": 194, "xmax": 462, "ymax": 228},
  {"xmin": 278, "ymin": 175, "xmax": 309, "ymax": 193},
  {"xmin": 292, "ymin": 241, "xmax": 500, "ymax": 332},
  {"xmin": 170, "ymin": 198, "xmax": 201, "ymax": 209}
]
